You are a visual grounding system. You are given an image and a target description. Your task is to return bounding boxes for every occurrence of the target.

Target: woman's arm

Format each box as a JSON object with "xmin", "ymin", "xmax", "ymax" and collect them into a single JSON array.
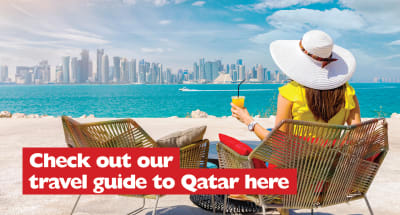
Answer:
[
  {"xmin": 347, "ymin": 95, "xmax": 361, "ymax": 125},
  {"xmin": 230, "ymin": 93, "xmax": 293, "ymax": 140},
  {"xmin": 230, "ymin": 104, "xmax": 269, "ymax": 140},
  {"xmin": 274, "ymin": 94, "xmax": 293, "ymax": 132}
]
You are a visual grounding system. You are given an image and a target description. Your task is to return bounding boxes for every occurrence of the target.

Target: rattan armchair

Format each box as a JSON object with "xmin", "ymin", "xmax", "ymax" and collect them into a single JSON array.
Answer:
[
  {"xmin": 61, "ymin": 116, "xmax": 210, "ymax": 215},
  {"xmin": 217, "ymin": 118, "xmax": 388, "ymax": 215}
]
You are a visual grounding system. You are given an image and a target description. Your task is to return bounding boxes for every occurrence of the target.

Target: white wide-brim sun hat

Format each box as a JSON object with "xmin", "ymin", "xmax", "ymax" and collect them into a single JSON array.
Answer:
[{"xmin": 270, "ymin": 30, "xmax": 356, "ymax": 90}]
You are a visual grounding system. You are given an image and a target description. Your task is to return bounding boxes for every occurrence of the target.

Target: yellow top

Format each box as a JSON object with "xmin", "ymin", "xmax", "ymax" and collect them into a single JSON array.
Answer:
[{"xmin": 278, "ymin": 81, "xmax": 356, "ymax": 125}]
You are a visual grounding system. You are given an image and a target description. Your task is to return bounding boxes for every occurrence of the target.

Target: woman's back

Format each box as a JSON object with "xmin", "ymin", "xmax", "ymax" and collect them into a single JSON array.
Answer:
[{"xmin": 279, "ymin": 81, "xmax": 356, "ymax": 125}]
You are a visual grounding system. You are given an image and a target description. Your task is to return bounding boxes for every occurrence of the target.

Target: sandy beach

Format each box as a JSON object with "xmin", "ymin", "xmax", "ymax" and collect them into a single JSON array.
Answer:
[{"xmin": 0, "ymin": 117, "xmax": 399, "ymax": 215}]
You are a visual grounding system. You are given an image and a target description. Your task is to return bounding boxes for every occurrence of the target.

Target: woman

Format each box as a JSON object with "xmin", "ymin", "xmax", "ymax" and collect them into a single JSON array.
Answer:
[{"xmin": 231, "ymin": 30, "xmax": 361, "ymax": 140}]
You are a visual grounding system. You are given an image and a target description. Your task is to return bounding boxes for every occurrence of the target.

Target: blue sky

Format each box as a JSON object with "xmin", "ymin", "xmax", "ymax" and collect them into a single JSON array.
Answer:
[{"xmin": 0, "ymin": 0, "xmax": 399, "ymax": 81}]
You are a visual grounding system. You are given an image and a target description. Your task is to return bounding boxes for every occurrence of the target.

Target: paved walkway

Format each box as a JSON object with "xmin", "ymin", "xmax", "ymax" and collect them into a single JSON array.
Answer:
[{"xmin": 0, "ymin": 118, "xmax": 399, "ymax": 214}]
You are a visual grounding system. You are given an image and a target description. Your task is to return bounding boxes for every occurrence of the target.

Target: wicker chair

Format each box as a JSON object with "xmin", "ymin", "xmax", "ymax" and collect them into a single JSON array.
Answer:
[
  {"xmin": 217, "ymin": 118, "xmax": 388, "ymax": 215},
  {"xmin": 61, "ymin": 116, "xmax": 210, "ymax": 215}
]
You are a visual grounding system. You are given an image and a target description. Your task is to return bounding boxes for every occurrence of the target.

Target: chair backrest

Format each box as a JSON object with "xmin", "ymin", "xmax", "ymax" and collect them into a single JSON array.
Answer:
[
  {"xmin": 61, "ymin": 116, "xmax": 157, "ymax": 148},
  {"xmin": 249, "ymin": 118, "xmax": 388, "ymax": 208}
]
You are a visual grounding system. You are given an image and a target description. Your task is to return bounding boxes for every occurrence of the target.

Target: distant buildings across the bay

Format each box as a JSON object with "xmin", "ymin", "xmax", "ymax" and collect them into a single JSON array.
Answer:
[
  {"xmin": 373, "ymin": 77, "xmax": 400, "ymax": 83},
  {"xmin": 0, "ymin": 48, "xmax": 397, "ymax": 85},
  {"xmin": 0, "ymin": 48, "xmax": 288, "ymax": 85}
]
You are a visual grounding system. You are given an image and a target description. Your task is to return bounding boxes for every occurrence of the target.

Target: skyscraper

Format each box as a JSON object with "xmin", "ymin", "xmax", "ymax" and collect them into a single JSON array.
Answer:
[
  {"xmin": 62, "ymin": 56, "xmax": 70, "ymax": 83},
  {"xmin": 145, "ymin": 62, "xmax": 151, "ymax": 83},
  {"xmin": 34, "ymin": 60, "xmax": 50, "ymax": 84},
  {"xmin": 257, "ymin": 64, "xmax": 264, "ymax": 82},
  {"xmin": 199, "ymin": 58, "xmax": 205, "ymax": 80},
  {"xmin": 89, "ymin": 60, "xmax": 93, "ymax": 82},
  {"xmin": 150, "ymin": 63, "xmax": 157, "ymax": 84},
  {"xmin": 138, "ymin": 59, "xmax": 146, "ymax": 84},
  {"xmin": 120, "ymin": 58, "xmax": 129, "ymax": 83},
  {"xmin": 266, "ymin": 70, "xmax": 271, "ymax": 81},
  {"xmin": 101, "ymin": 55, "xmax": 109, "ymax": 83},
  {"xmin": 177, "ymin": 69, "xmax": 183, "ymax": 83},
  {"xmin": 239, "ymin": 65, "xmax": 246, "ymax": 81},
  {"xmin": 236, "ymin": 59, "xmax": 243, "ymax": 66},
  {"xmin": 70, "ymin": 57, "xmax": 79, "ymax": 83},
  {"xmin": 251, "ymin": 66, "xmax": 257, "ymax": 79},
  {"xmin": 216, "ymin": 60, "xmax": 223, "ymax": 73},
  {"xmin": 113, "ymin": 56, "xmax": 121, "ymax": 83},
  {"xmin": 157, "ymin": 63, "xmax": 163, "ymax": 84},
  {"xmin": 129, "ymin": 59, "xmax": 137, "ymax": 83},
  {"xmin": 275, "ymin": 70, "xmax": 280, "ymax": 82},
  {"xmin": 204, "ymin": 61, "xmax": 212, "ymax": 81},
  {"xmin": 230, "ymin": 64, "xmax": 236, "ymax": 81},
  {"xmin": 166, "ymin": 68, "xmax": 172, "ymax": 84},
  {"xmin": 193, "ymin": 62, "xmax": 199, "ymax": 81},
  {"xmin": 80, "ymin": 49, "xmax": 89, "ymax": 83},
  {"xmin": 55, "ymin": 65, "xmax": 63, "ymax": 83},
  {"xmin": 211, "ymin": 61, "xmax": 219, "ymax": 81},
  {"xmin": 0, "ymin": 65, "xmax": 8, "ymax": 82},
  {"xmin": 96, "ymin": 49, "xmax": 104, "ymax": 82}
]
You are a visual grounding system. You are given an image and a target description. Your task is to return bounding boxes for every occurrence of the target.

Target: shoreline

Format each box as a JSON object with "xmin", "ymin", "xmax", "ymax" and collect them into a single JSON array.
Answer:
[
  {"xmin": 0, "ymin": 111, "xmax": 400, "ymax": 121},
  {"xmin": 1, "ymin": 110, "xmax": 400, "ymax": 120}
]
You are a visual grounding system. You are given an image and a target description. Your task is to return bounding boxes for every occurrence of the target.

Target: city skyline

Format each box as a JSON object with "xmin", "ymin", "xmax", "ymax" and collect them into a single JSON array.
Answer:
[
  {"xmin": 1, "ymin": 48, "xmax": 289, "ymax": 84},
  {"xmin": 0, "ymin": 1, "xmax": 399, "ymax": 82}
]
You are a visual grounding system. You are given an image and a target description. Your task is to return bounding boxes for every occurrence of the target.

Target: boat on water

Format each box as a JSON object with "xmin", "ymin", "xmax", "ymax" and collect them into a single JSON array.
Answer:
[{"xmin": 179, "ymin": 87, "xmax": 190, "ymax": 91}]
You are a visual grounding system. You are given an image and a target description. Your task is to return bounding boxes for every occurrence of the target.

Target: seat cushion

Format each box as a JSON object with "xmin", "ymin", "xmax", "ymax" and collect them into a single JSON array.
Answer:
[
  {"xmin": 218, "ymin": 134, "xmax": 267, "ymax": 168},
  {"xmin": 157, "ymin": 126, "xmax": 207, "ymax": 148}
]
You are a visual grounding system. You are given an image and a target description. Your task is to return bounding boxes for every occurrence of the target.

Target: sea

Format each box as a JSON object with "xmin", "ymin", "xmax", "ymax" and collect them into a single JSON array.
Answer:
[{"xmin": 0, "ymin": 83, "xmax": 398, "ymax": 118}]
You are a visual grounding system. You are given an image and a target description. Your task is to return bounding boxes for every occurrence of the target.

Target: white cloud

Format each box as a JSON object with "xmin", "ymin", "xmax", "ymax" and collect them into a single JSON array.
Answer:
[
  {"xmin": 174, "ymin": 0, "xmax": 186, "ymax": 3},
  {"xmin": 388, "ymin": 40, "xmax": 400, "ymax": 46},
  {"xmin": 122, "ymin": 0, "xmax": 137, "ymax": 5},
  {"xmin": 234, "ymin": 0, "xmax": 331, "ymax": 11},
  {"xmin": 340, "ymin": 0, "xmax": 400, "ymax": 34},
  {"xmin": 159, "ymin": 20, "xmax": 171, "ymax": 25},
  {"xmin": 382, "ymin": 54, "xmax": 400, "ymax": 60},
  {"xmin": 238, "ymin": 24, "xmax": 263, "ymax": 31},
  {"xmin": 120, "ymin": 0, "xmax": 187, "ymax": 6},
  {"xmin": 233, "ymin": 18, "xmax": 244, "ymax": 22},
  {"xmin": 9, "ymin": 2, "xmax": 34, "ymax": 17},
  {"xmin": 152, "ymin": 0, "xmax": 169, "ymax": 6},
  {"xmin": 250, "ymin": 30, "xmax": 303, "ymax": 44},
  {"xmin": 266, "ymin": 8, "xmax": 365, "ymax": 32},
  {"xmin": 192, "ymin": 1, "xmax": 205, "ymax": 7},
  {"xmin": 141, "ymin": 47, "xmax": 164, "ymax": 53}
]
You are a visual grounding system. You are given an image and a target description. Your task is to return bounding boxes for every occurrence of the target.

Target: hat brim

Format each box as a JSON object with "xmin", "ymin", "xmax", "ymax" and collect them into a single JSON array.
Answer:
[{"xmin": 270, "ymin": 40, "xmax": 356, "ymax": 90}]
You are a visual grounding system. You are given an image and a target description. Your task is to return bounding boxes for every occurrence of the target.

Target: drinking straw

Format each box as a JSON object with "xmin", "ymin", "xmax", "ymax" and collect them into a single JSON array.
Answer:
[{"xmin": 238, "ymin": 79, "xmax": 246, "ymax": 97}]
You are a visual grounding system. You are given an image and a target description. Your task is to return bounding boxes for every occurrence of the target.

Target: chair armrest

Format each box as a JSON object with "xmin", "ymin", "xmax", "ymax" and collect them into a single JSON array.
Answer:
[
  {"xmin": 179, "ymin": 139, "xmax": 210, "ymax": 168},
  {"xmin": 216, "ymin": 142, "xmax": 252, "ymax": 169}
]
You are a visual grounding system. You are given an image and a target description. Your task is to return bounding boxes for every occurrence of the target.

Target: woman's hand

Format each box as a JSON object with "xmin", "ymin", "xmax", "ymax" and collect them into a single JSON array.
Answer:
[{"xmin": 231, "ymin": 103, "xmax": 253, "ymax": 126}]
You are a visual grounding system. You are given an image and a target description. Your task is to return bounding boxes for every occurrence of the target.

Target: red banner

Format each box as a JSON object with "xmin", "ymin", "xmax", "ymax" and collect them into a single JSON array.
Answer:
[{"xmin": 23, "ymin": 148, "xmax": 297, "ymax": 195}]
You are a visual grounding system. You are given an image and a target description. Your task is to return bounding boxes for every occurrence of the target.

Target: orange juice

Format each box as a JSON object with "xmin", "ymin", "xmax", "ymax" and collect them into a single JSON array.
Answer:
[{"xmin": 232, "ymin": 96, "xmax": 245, "ymax": 108}]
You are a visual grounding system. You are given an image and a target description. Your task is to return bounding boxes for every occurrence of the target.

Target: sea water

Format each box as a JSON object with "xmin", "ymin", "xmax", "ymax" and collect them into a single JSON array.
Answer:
[{"xmin": 0, "ymin": 83, "xmax": 398, "ymax": 118}]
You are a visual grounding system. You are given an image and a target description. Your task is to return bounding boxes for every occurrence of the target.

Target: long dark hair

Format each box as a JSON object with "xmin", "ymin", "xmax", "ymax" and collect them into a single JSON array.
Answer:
[{"xmin": 305, "ymin": 84, "xmax": 346, "ymax": 122}]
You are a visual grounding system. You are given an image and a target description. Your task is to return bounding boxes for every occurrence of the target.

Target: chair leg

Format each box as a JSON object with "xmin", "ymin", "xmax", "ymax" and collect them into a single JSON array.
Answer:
[
  {"xmin": 211, "ymin": 195, "xmax": 216, "ymax": 214},
  {"xmin": 223, "ymin": 195, "xmax": 227, "ymax": 215},
  {"xmin": 70, "ymin": 195, "xmax": 81, "ymax": 215},
  {"xmin": 127, "ymin": 198, "xmax": 146, "ymax": 215},
  {"xmin": 311, "ymin": 208, "xmax": 314, "ymax": 215},
  {"xmin": 364, "ymin": 195, "xmax": 374, "ymax": 215},
  {"xmin": 152, "ymin": 195, "xmax": 160, "ymax": 215},
  {"xmin": 258, "ymin": 195, "xmax": 266, "ymax": 215}
]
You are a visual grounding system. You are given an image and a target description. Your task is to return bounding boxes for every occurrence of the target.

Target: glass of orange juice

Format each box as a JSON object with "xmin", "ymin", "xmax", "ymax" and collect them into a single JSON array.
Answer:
[{"xmin": 232, "ymin": 96, "xmax": 245, "ymax": 108}]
